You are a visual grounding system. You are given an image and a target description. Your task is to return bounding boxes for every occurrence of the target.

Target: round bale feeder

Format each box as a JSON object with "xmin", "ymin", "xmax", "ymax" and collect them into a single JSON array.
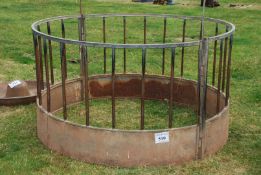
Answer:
[{"xmin": 32, "ymin": 14, "xmax": 235, "ymax": 167}]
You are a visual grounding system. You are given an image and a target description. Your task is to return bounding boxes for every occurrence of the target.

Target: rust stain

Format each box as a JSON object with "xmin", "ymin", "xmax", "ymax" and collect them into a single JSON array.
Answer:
[
  {"xmin": 115, "ymin": 79, "xmax": 141, "ymax": 97},
  {"xmin": 145, "ymin": 80, "xmax": 169, "ymax": 99},
  {"xmin": 89, "ymin": 78, "xmax": 197, "ymax": 104},
  {"xmin": 89, "ymin": 80, "xmax": 112, "ymax": 97}
]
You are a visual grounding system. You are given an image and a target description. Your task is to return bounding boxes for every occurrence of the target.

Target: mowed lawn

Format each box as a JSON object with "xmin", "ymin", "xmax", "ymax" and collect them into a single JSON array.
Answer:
[{"xmin": 0, "ymin": 0, "xmax": 260, "ymax": 174}]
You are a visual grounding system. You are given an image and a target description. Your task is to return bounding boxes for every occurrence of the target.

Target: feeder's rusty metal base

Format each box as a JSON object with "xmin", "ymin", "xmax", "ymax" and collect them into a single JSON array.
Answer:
[{"xmin": 37, "ymin": 75, "xmax": 229, "ymax": 167}]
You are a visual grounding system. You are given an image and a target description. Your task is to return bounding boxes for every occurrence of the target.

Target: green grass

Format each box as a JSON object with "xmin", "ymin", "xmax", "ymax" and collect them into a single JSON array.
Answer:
[
  {"xmin": 55, "ymin": 99, "xmax": 197, "ymax": 130},
  {"xmin": 0, "ymin": 0, "xmax": 261, "ymax": 174}
]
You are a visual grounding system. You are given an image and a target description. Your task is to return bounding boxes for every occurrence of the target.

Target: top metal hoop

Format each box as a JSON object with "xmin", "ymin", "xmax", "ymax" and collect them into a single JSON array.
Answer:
[{"xmin": 32, "ymin": 14, "xmax": 235, "ymax": 49}]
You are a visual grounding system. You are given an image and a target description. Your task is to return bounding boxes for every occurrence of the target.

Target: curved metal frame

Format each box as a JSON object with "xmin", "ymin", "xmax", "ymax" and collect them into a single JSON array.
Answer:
[{"xmin": 32, "ymin": 14, "xmax": 235, "ymax": 48}]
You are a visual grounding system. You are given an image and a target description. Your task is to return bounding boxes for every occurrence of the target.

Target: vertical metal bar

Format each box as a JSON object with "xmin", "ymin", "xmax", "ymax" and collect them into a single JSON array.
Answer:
[
  {"xmin": 80, "ymin": 0, "xmax": 83, "ymax": 15},
  {"xmin": 181, "ymin": 19, "xmax": 186, "ymax": 77},
  {"xmin": 144, "ymin": 16, "xmax": 147, "ymax": 44},
  {"xmin": 78, "ymin": 16, "xmax": 86, "ymax": 101},
  {"xmin": 162, "ymin": 17, "xmax": 167, "ymax": 75},
  {"xmin": 197, "ymin": 38, "xmax": 209, "ymax": 159},
  {"xmin": 82, "ymin": 45, "xmax": 90, "ymax": 126},
  {"xmin": 61, "ymin": 19, "xmax": 66, "ymax": 38},
  {"xmin": 222, "ymin": 27, "xmax": 229, "ymax": 92},
  {"xmin": 60, "ymin": 43, "xmax": 67, "ymax": 120},
  {"xmin": 79, "ymin": 16, "xmax": 86, "ymax": 69},
  {"xmin": 78, "ymin": 18, "xmax": 81, "ymax": 61},
  {"xmin": 212, "ymin": 23, "xmax": 218, "ymax": 86},
  {"xmin": 37, "ymin": 25, "xmax": 44, "ymax": 90},
  {"xmin": 43, "ymin": 39, "xmax": 51, "ymax": 112},
  {"xmin": 169, "ymin": 47, "xmax": 175, "ymax": 128},
  {"xmin": 61, "ymin": 19, "xmax": 67, "ymax": 79},
  {"xmin": 141, "ymin": 48, "xmax": 146, "ymax": 130},
  {"xmin": 103, "ymin": 17, "xmax": 107, "ymax": 74},
  {"xmin": 47, "ymin": 22, "xmax": 54, "ymax": 85},
  {"xmin": 123, "ymin": 16, "xmax": 127, "ymax": 73},
  {"xmin": 111, "ymin": 47, "xmax": 116, "ymax": 128},
  {"xmin": 225, "ymin": 35, "xmax": 233, "ymax": 106},
  {"xmin": 78, "ymin": 14, "xmax": 89, "ymax": 125},
  {"xmin": 78, "ymin": 18, "xmax": 83, "ymax": 101},
  {"xmin": 216, "ymin": 39, "xmax": 224, "ymax": 113},
  {"xmin": 199, "ymin": 20, "xmax": 203, "ymax": 40},
  {"xmin": 33, "ymin": 33, "xmax": 42, "ymax": 105}
]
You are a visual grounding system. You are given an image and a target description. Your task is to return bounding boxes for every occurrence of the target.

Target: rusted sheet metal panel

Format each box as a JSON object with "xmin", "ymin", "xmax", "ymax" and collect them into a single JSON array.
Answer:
[
  {"xmin": 41, "ymin": 79, "xmax": 82, "ymax": 112},
  {"xmin": 38, "ymin": 109, "xmax": 198, "ymax": 167},
  {"xmin": 38, "ymin": 105, "xmax": 228, "ymax": 167},
  {"xmin": 206, "ymin": 87, "xmax": 226, "ymax": 117},
  {"xmin": 38, "ymin": 79, "xmax": 229, "ymax": 167},
  {"xmin": 37, "ymin": 107, "xmax": 48, "ymax": 145},
  {"xmin": 205, "ymin": 106, "xmax": 229, "ymax": 155}
]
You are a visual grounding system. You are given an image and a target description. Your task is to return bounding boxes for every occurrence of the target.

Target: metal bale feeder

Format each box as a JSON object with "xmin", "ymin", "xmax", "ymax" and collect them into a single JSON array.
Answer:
[{"xmin": 32, "ymin": 13, "xmax": 235, "ymax": 167}]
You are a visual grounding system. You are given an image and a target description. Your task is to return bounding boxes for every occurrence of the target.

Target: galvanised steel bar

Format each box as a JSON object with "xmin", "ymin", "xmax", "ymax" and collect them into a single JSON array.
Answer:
[
  {"xmin": 212, "ymin": 23, "xmax": 218, "ymax": 86},
  {"xmin": 112, "ymin": 47, "xmax": 116, "ymax": 128},
  {"xmin": 169, "ymin": 47, "xmax": 175, "ymax": 128},
  {"xmin": 222, "ymin": 26, "xmax": 229, "ymax": 92},
  {"xmin": 162, "ymin": 17, "xmax": 167, "ymax": 75},
  {"xmin": 43, "ymin": 38, "xmax": 51, "ymax": 112},
  {"xmin": 197, "ymin": 38, "xmax": 208, "ymax": 159},
  {"xmin": 181, "ymin": 19, "xmax": 186, "ymax": 77},
  {"xmin": 123, "ymin": 16, "xmax": 127, "ymax": 73},
  {"xmin": 37, "ymin": 25, "xmax": 44, "ymax": 90},
  {"xmin": 60, "ymin": 43, "xmax": 67, "ymax": 120},
  {"xmin": 225, "ymin": 35, "xmax": 233, "ymax": 106},
  {"xmin": 141, "ymin": 48, "xmax": 146, "ymax": 130},
  {"xmin": 83, "ymin": 46, "xmax": 90, "ymax": 126},
  {"xmin": 33, "ymin": 34, "xmax": 42, "ymax": 105},
  {"xmin": 216, "ymin": 39, "xmax": 224, "ymax": 113},
  {"xmin": 103, "ymin": 17, "xmax": 107, "ymax": 74},
  {"xmin": 47, "ymin": 22, "xmax": 54, "ymax": 85},
  {"xmin": 144, "ymin": 16, "xmax": 147, "ymax": 44},
  {"xmin": 61, "ymin": 19, "xmax": 67, "ymax": 79}
]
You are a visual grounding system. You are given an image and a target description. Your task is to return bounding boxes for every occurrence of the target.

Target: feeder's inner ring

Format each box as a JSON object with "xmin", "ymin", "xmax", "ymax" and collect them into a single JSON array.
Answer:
[{"xmin": 40, "ymin": 76, "xmax": 226, "ymax": 130}]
